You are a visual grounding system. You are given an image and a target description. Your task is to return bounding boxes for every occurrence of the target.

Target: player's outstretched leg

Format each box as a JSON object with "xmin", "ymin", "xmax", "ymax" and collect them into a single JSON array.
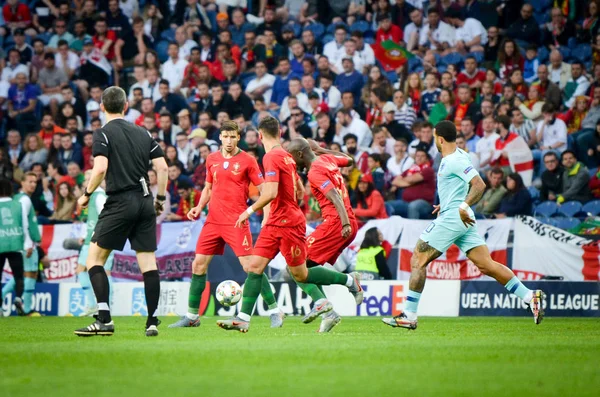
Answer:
[
  {"xmin": 260, "ymin": 273, "xmax": 285, "ymax": 328},
  {"xmin": 304, "ymin": 267, "xmax": 364, "ymax": 304},
  {"xmin": 383, "ymin": 240, "xmax": 441, "ymax": 330},
  {"xmin": 467, "ymin": 245, "xmax": 545, "ymax": 324}
]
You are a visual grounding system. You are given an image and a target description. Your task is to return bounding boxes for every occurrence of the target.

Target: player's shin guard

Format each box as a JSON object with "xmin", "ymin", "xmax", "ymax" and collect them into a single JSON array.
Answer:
[
  {"xmin": 88, "ymin": 265, "xmax": 111, "ymax": 323},
  {"xmin": 78, "ymin": 272, "xmax": 96, "ymax": 308},
  {"xmin": 188, "ymin": 274, "xmax": 206, "ymax": 317},
  {"xmin": 306, "ymin": 266, "xmax": 349, "ymax": 286},
  {"xmin": 22, "ymin": 277, "xmax": 36, "ymax": 313},
  {"xmin": 504, "ymin": 276, "xmax": 533, "ymax": 303},
  {"xmin": 1, "ymin": 278, "xmax": 15, "ymax": 300},
  {"xmin": 143, "ymin": 270, "xmax": 160, "ymax": 327},
  {"xmin": 260, "ymin": 273, "xmax": 278, "ymax": 311},
  {"xmin": 239, "ymin": 272, "xmax": 263, "ymax": 320}
]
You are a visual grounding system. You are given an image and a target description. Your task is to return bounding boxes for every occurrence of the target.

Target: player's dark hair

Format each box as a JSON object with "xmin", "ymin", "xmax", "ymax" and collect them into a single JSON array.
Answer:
[
  {"xmin": 257, "ymin": 116, "xmax": 280, "ymax": 138},
  {"xmin": 435, "ymin": 120, "xmax": 457, "ymax": 143},
  {"xmin": 221, "ymin": 120, "xmax": 240, "ymax": 136},
  {"xmin": 101, "ymin": 86, "xmax": 127, "ymax": 114},
  {"xmin": 0, "ymin": 178, "xmax": 13, "ymax": 197},
  {"xmin": 361, "ymin": 227, "xmax": 382, "ymax": 249}
]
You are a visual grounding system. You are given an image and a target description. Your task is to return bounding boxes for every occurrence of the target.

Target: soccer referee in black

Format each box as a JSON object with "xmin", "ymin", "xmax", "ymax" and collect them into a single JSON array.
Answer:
[{"xmin": 74, "ymin": 86, "xmax": 169, "ymax": 337}]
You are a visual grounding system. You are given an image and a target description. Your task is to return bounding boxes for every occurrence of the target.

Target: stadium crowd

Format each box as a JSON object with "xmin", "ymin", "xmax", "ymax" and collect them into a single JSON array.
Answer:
[{"xmin": 1, "ymin": 0, "xmax": 600, "ymax": 228}]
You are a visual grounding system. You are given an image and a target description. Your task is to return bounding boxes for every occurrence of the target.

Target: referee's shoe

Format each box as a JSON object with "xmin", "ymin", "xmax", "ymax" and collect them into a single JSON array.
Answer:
[{"xmin": 74, "ymin": 316, "xmax": 115, "ymax": 337}]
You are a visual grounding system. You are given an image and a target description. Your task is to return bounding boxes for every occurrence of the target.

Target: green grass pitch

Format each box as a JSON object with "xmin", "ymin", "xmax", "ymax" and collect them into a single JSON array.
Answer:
[{"xmin": 1, "ymin": 316, "xmax": 599, "ymax": 397}]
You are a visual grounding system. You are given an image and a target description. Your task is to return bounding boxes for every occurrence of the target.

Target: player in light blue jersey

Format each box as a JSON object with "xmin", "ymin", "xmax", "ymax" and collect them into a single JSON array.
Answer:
[{"xmin": 382, "ymin": 120, "xmax": 545, "ymax": 329}]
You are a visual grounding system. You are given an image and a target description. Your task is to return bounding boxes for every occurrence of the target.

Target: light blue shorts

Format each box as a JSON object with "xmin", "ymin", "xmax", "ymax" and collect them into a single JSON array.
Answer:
[
  {"xmin": 22, "ymin": 249, "xmax": 39, "ymax": 272},
  {"xmin": 78, "ymin": 244, "xmax": 115, "ymax": 272},
  {"xmin": 419, "ymin": 210, "xmax": 485, "ymax": 254}
]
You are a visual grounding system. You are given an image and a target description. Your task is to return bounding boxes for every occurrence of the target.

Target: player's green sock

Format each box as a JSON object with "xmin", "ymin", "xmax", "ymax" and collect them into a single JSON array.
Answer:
[
  {"xmin": 306, "ymin": 266, "xmax": 351, "ymax": 286},
  {"xmin": 187, "ymin": 274, "xmax": 206, "ymax": 318},
  {"xmin": 2, "ymin": 278, "xmax": 15, "ymax": 300},
  {"xmin": 23, "ymin": 277, "xmax": 36, "ymax": 313},
  {"xmin": 296, "ymin": 281, "xmax": 326, "ymax": 302},
  {"xmin": 504, "ymin": 276, "xmax": 533, "ymax": 303},
  {"xmin": 260, "ymin": 274, "xmax": 278, "ymax": 311},
  {"xmin": 239, "ymin": 272, "xmax": 262, "ymax": 320}
]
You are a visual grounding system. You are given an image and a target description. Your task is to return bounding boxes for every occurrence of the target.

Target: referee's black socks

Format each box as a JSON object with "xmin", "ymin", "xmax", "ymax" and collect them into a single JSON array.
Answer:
[
  {"xmin": 88, "ymin": 266, "xmax": 111, "ymax": 323},
  {"xmin": 143, "ymin": 270, "xmax": 160, "ymax": 328}
]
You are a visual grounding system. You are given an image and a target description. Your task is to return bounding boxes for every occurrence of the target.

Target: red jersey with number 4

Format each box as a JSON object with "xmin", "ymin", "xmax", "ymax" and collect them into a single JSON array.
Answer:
[
  {"xmin": 206, "ymin": 150, "xmax": 264, "ymax": 225},
  {"xmin": 263, "ymin": 148, "xmax": 305, "ymax": 228},
  {"xmin": 308, "ymin": 154, "xmax": 356, "ymax": 222}
]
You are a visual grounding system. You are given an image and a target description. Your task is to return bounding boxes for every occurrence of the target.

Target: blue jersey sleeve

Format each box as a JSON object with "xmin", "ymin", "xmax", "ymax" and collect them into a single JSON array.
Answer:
[{"xmin": 452, "ymin": 152, "xmax": 479, "ymax": 183}]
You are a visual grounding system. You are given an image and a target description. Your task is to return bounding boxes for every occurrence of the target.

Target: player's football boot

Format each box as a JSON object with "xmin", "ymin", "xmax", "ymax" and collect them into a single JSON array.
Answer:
[
  {"xmin": 168, "ymin": 315, "xmax": 201, "ymax": 328},
  {"xmin": 381, "ymin": 312, "xmax": 418, "ymax": 330},
  {"xmin": 529, "ymin": 290, "xmax": 545, "ymax": 325},
  {"xmin": 318, "ymin": 311, "xmax": 341, "ymax": 333},
  {"xmin": 217, "ymin": 316, "xmax": 250, "ymax": 333},
  {"xmin": 74, "ymin": 318, "xmax": 115, "ymax": 336},
  {"xmin": 145, "ymin": 325, "xmax": 159, "ymax": 337},
  {"xmin": 269, "ymin": 310, "xmax": 286, "ymax": 328},
  {"xmin": 13, "ymin": 297, "xmax": 25, "ymax": 316},
  {"xmin": 302, "ymin": 299, "xmax": 333, "ymax": 324},
  {"xmin": 348, "ymin": 272, "xmax": 364, "ymax": 305}
]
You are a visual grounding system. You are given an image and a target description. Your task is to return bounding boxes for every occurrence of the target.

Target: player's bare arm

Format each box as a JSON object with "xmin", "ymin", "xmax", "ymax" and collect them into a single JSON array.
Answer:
[
  {"xmin": 256, "ymin": 184, "xmax": 271, "ymax": 226},
  {"xmin": 78, "ymin": 155, "xmax": 108, "ymax": 209},
  {"xmin": 295, "ymin": 175, "xmax": 305, "ymax": 201},
  {"xmin": 307, "ymin": 139, "xmax": 354, "ymax": 166},
  {"xmin": 152, "ymin": 156, "xmax": 168, "ymax": 216},
  {"xmin": 325, "ymin": 188, "xmax": 353, "ymax": 239},
  {"xmin": 235, "ymin": 181, "xmax": 278, "ymax": 228},
  {"xmin": 460, "ymin": 175, "xmax": 486, "ymax": 227},
  {"xmin": 188, "ymin": 182, "xmax": 212, "ymax": 220}
]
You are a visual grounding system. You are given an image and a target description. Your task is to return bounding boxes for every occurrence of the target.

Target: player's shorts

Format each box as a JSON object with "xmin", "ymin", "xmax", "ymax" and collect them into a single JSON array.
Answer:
[
  {"xmin": 253, "ymin": 223, "xmax": 307, "ymax": 267},
  {"xmin": 307, "ymin": 217, "xmax": 358, "ymax": 265},
  {"xmin": 22, "ymin": 248, "xmax": 39, "ymax": 272},
  {"xmin": 92, "ymin": 190, "xmax": 157, "ymax": 252},
  {"xmin": 419, "ymin": 210, "xmax": 485, "ymax": 254},
  {"xmin": 195, "ymin": 221, "xmax": 253, "ymax": 257},
  {"xmin": 78, "ymin": 244, "xmax": 116, "ymax": 271}
]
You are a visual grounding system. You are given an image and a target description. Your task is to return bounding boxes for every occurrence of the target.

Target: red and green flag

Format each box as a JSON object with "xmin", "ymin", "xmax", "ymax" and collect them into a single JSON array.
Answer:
[{"xmin": 373, "ymin": 40, "xmax": 414, "ymax": 72}]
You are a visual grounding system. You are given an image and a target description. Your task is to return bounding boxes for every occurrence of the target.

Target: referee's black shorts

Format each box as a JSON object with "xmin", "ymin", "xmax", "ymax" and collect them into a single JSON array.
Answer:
[{"xmin": 91, "ymin": 190, "xmax": 157, "ymax": 252}]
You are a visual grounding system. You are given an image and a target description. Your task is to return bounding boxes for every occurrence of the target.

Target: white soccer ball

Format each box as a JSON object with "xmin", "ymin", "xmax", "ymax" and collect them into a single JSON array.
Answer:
[{"xmin": 215, "ymin": 280, "xmax": 242, "ymax": 307}]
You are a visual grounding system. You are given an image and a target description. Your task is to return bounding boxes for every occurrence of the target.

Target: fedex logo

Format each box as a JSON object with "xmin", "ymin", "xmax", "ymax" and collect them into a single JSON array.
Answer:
[{"xmin": 357, "ymin": 284, "xmax": 405, "ymax": 316}]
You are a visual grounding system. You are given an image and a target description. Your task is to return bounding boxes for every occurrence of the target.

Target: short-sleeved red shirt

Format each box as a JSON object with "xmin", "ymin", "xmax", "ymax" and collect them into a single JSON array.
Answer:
[
  {"xmin": 307, "ymin": 154, "xmax": 355, "ymax": 222},
  {"xmin": 93, "ymin": 30, "xmax": 118, "ymax": 60},
  {"xmin": 262, "ymin": 148, "xmax": 305, "ymax": 228},
  {"xmin": 205, "ymin": 150, "xmax": 264, "ymax": 225},
  {"xmin": 3, "ymin": 4, "xmax": 31, "ymax": 24}
]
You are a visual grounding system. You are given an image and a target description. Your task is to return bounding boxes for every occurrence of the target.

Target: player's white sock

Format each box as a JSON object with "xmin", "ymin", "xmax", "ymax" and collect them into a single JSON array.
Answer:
[
  {"xmin": 186, "ymin": 312, "xmax": 199, "ymax": 320},
  {"xmin": 345, "ymin": 275, "xmax": 353, "ymax": 287},
  {"xmin": 238, "ymin": 312, "xmax": 251, "ymax": 321},
  {"xmin": 268, "ymin": 307, "xmax": 280, "ymax": 315},
  {"xmin": 523, "ymin": 290, "xmax": 534, "ymax": 304},
  {"xmin": 405, "ymin": 311, "xmax": 417, "ymax": 321}
]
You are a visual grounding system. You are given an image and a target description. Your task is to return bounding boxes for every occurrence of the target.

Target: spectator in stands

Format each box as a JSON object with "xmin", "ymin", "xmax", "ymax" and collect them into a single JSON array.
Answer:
[
  {"xmin": 5, "ymin": 129, "xmax": 23, "ymax": 168},
  {"xmin": 522, "ymin": 45, "xmax": 540, "ymax": 85},
  {"xmin": 491, "ymin": 115, "xmax": 520, "ymax": 173},
  {"xmin": 380, "ymin": 102, "xmax": 410, "ymax": 142},
  {"xmin": 256, "ymin": 7, "xmax": 281, "ymax": 37},
  {"xmin": 19, "ymin": 134, "xmax": 47, "ymax": 172},
  {"xmin": 446, "ymin": 9, "xmax": 487, "ymax": 54},
  {"xmin": 420, "ymin": 72, "xmax": 441, "ymax": 120},
  {"xmin": 2, "ymin": 48, "xmax": 28, "ymax": 86},
  {"xmin": 560, "ymin": 96, "xmax": 591, "ymax": 134},
  {"xmin": 496, "ymin": 38, "xmax": 523, "ymax": 81},
  {"xmin": 166, "ymin": 179, "xmax": 201, "ymax": 222},
  {"xmin": 515, "ymin": 85, "xmax": 544, "ymax": 123},
  {"xmin": 365, "ymin": 86, "xmax": 388, "ymax": 128},
  {"xmin": 476, "ymin": 116, "xmax": 500, "ymax": 169},
  {"xmin": 533, "ymin": 64, "xmax": 561, "ymax": 109},
  {"xmin": 450, "ymin": 84, "xmax": 480, "ymax": 130},
  {"xmin": 38, "ymin": 52, "xmax": 68, "ymax": 119},
  {"xmin": 557, "ymin": 150, "xmax": 593, "ymax": 204},
  {"xmin": 154, "ymin": 79, "xmax": 189, "ymax": 116},
  {"xmin": 58, "ymin": 133, "xmax": 82, "ymax": 169},
  {"xmin": 505, "ymin": 3, "xmax": 540, "ymax": 45},
  {"xmin": 536, "ymin": 104, "xmax": 568, "ymax": 167},
  {"xmin": 362, "ymin": 65, "xmax": 393, "ymax": 106},
  {"xmin": 353, "ymin": 173, "xmax": 387, "ymax": 226},
  {"xmin": 544, "ymin": 7, "xmax": 577, "ymax": 49},
  {"xmin": 157, "ymin": 112, "xmax": 182, "ymax": 148},
  {"xmin": 38, "ymin": 114, "xmax": 66, "ymax": 148},
  {"xmin": 548, "ymin": 50, "xmax": 571, "ymax": 90},
  {"xmin": 280, "ymin": 77, "xmax": 310, "ymax": 120},
  {"xmin": 393, "ymin": 90, "xmax": 417, "ymax": 130},
  {"xmin": 324, "ymin": 25, "xmax": 348, "ymax": 66},
  {"xmin": 428, "ymin": 88, "xmax": 453, "ymax": 126},
  {"xmin": 343, "ymin": 133, "xmax": 369, "ymax": 174},
  {"xmin": 67, "ymin": 162, "xmax": 84, "ymax": 186},
  {"xmin": 458, "ymin": 117, "xmax": 478, "ymax": 153},
  {"xmin": 354, "ymin": 227, "xmax": 393, "ymax": 280},
  {"xmin": 457, "ymin": 56, "xmax": 486, "ymax": 94},
  {"xmin": 335, "ymin": 108, "xmax": 372, "ymax": 149},
  {"xmin": 418, "ymin": 7, "xmax": 454, "ymax": 55},
  {"xmin": 369, "ymin": 126, "xmax": 395, "ymax": 157},
  {"xmin": 563, "ymin": 62, "xmax": 591, "ymax": 109},
  {"xmin": 335, "ymin": 57, "xmax": 364, "ymax": 107},
  {"xmin": 6, "ymin": 72, "xmax": 38, "ymax": 136},
  {"xmin": 162, "ymin": 43, "xmax": 188, "ymax": 94},
  {"xmin": 0, "ymin": 148, "xmax": 14, "ymax": 182},
  {"xmin": 494, "ymin": 173, "xmax": 532, "ymax": 218},
  {"xmin": 245, "ymin": 61, "xmax": 275, "ymax": 104},
  {"xmin": 510, "ymin": 107, "xmax": 537, "ymax": 148},
  {"xmin": 474, "ymin": 167, "xmax": 506, "ymax": 217},
  {"xmin": 408, "ymin": 121, "xmax": 438, "ymax": 159},
  {"xmin": 286, "ymin": 106, "xmax": 312, "ymax": 139},
  {"xmin": 540, "ymin": 152, "xmax": 563, "ymax": 201},
  {"xmin": 223, "ymin": 82, "xmax": 254, "ymax": 121},
  {"xmin": 404, "ymin": 8, "xmax": 426, "ymax": 52},
  {"xmin": 319, "ymin": 74, "xmax": 342, "ymax": 110},
  {"xmin": 49, "ymin": 182, "xmax": 76, "ymax": 223},
  {"xmin": 167, "ymin": 162, "xmax": 193, "ymax": 213}
]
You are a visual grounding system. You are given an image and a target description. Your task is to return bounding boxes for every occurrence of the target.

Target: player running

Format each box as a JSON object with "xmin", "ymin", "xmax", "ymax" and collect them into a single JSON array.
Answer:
[
  {"xmin": 76, "ymin": 170, "xmax": 115, "ymax": 316},
  {"xmin": 286, "ymin": 138, "xmax": 358, "ymax": 332},
  {"xmin": 1, "ymin": 173, "xmax": 39, "ymax": 316},
  {"xmin": 382, "ymin": 121, "xmax": 544, "ymax": 330},
  {"xmin": 169, "ymin": 121, "xmax": 285, "ymax": 328},
  {"xmin": 217, "ymin": 116, "xmax": 363, "ymax": 333}
]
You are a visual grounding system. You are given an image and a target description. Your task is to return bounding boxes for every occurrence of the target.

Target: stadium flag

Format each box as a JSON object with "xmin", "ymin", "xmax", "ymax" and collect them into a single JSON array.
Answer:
[
  {"xmin": 512, "ymin": 216, "xmax": 600, "ymax": 281},
  {"xmin": 373, "ymin": 40, "xmax": 414, "ymax": 71},
  {"xmin": 398, "ymin": 218, "xmax": 511, "ymax": 280},
  {"xmin": 506, "ymin": 136, "xmax": 534, "ymax": 187}
]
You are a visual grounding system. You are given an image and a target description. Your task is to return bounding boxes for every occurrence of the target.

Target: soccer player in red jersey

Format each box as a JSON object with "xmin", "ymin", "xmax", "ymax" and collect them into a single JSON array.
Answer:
[
  {"xmin": 286, "ymin": 138, "xmax": 358, "ymax": 332},
  {"xmin": 169, "ymin": 121, "xmax": 284, "ymax": 329},
  {"xmin": 217, "ymin": 116, "xmax": 364, "ymax": 333}
]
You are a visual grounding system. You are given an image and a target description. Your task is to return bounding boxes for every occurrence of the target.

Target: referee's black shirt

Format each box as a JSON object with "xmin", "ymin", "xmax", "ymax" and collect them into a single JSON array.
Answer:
[{"xmin": 92, "ymin": 119, "xmax": 165, "ymax": 194}]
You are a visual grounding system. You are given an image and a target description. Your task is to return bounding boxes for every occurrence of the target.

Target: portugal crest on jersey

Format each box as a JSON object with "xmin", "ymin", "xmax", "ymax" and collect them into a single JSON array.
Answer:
[
  {"xmin": 233, "ymin": 162, "xmax": 240, "ymax": 172},
  {"xmin": 223, "ymin": 161, "xmax": 229, "ymax": 169}
]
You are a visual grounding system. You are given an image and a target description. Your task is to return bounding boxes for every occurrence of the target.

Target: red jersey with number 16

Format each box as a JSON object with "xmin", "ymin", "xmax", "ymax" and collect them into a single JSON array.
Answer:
[
  {"xmin": 308, "ymin": 154, "xmax": 356, "ymax": 222},
  {"xmin": 263, "ymin": 148, "xmax": 305, "ymax": 228}
]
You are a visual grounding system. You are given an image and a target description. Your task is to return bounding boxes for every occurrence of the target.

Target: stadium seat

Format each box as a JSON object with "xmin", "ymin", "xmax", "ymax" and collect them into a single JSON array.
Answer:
[
  {"xmin": 534, "ymin": 201, "xmax": 559, "ymax": 217},
  {"xmin": 534, "ymin": 12, "xmax": 548, "ymax": 25},
  {"xmin": 385, "ymin": 203, "xmax": 395, "ymax": 217},
  {"xmin": 538, "ymin": 47, "xmax": 549, "ymax": 63},
  {"xmin": 558, "ymin": 46, "xmax": 571, "ymax": 62},
  {"xmin": 160, "ymin": 28, "xmax": 176, "ymax": 42},
  {"xmin": 305, "ymin": 23, "xmax": 325, "ymax": 40},
  {"xmin": 364, "ymin": 37, "xmax": 375, "ymax": 45},
  {"xmin": 386, "ymin": 71, "xmax": 398, "ymax": 83},
  {"xmin": 467, "ymin": 52, "xmax": 484, "ymax": 64},
  {"xmin": 567, "ymin": 37, "xmax": 578, "ymax": 49},
  {"xmin": 554, "ymin": 217, "xmax": 581, "ymax": 230},
  {"xmin": 530, "ymin": 0, "xmax": 551, "ymax": 13},
  {"xmin": 321, "ymin": 34, "xmax": 334, "ymax": 45},
  {"xmin": 558, "ymin": 201, "xmax": 582, "ymax": 217},
  {"xmin": 350, "ymin": 21, "xmax": 370, "ymax": 33},
  {"xmin": 572, "ymin": 44, "xmax": 592, "ymax": 63},
  {"xmin": 155, "ymin": 40, "xmax": 170, "ymax": 63},
  {"xmin": 567, "ymin": 134, "xmax": 575, "ymax": 151},
  {"xmin": 582, "ymin": 200, "xmax": 600, "ymax": 216},
  {"xmin": 290, "ymin": 23, "xmax": 301, "ymax": 38},
  {"xmin": 528, "ymin": 186, "xmax": 540, "ymax": 203},
  {"xmin": 408, "ymin": 56, "xmax": 422, "ymax": 73},
  {"xmin": 242, "ymin": 73, "xmax": 257, "ymax": 88},
  {"xmin": 440, "ymin": 52, "xmax": 462, "ymax": 67},
  {"xmin": 535, "ymin": 214, "xmax": 550, "ymax": 224}
]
